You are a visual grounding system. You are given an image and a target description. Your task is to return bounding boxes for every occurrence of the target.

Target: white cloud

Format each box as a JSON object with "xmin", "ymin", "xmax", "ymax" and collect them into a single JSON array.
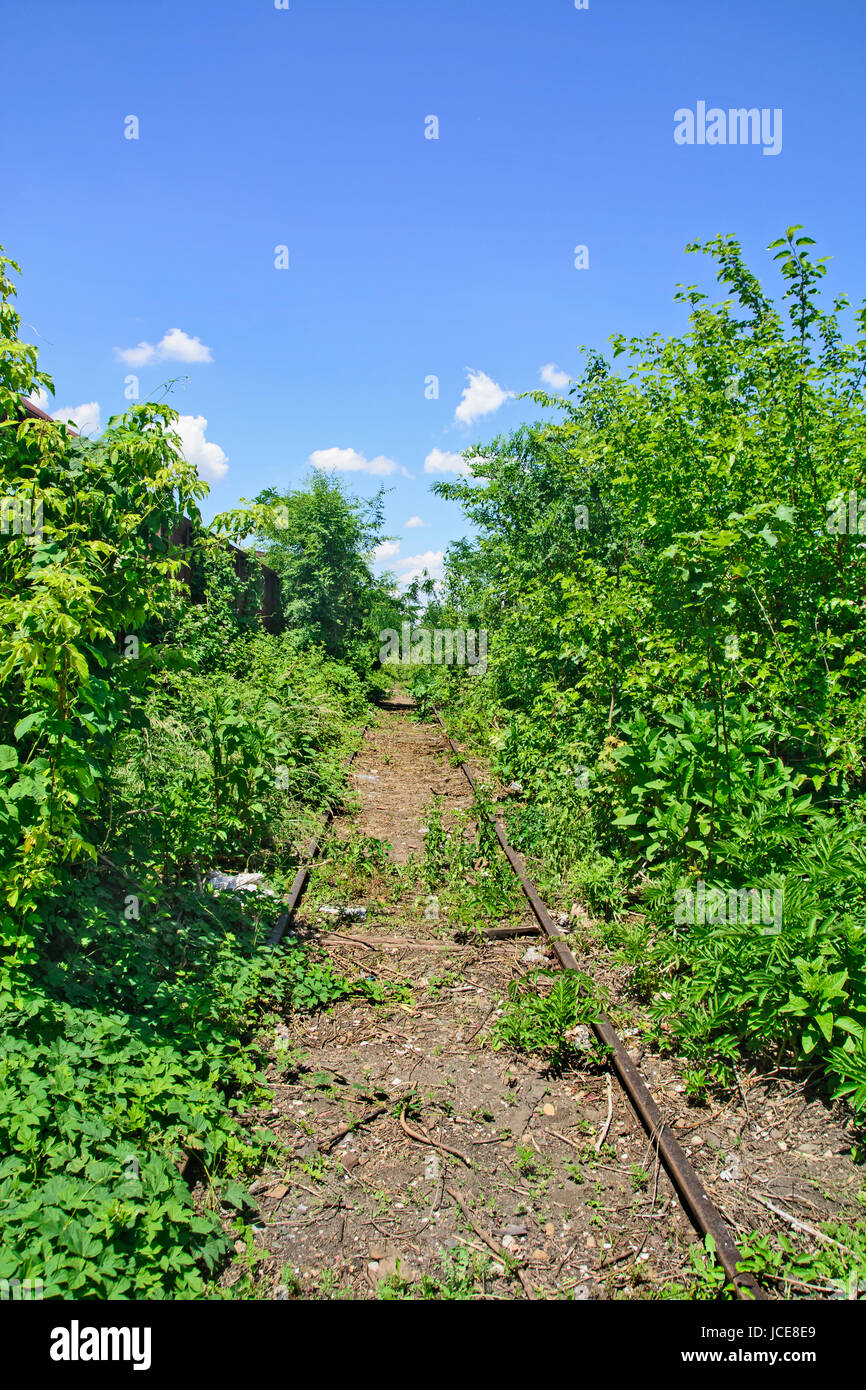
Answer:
[
  {"xmin": 309, "ymin": 446, "xmax": 399, "ymax": 477},
  {"xmin": 424, "ymin": 447, "xmax": 471, "ymax": 477},
  {"xmin": 394, "ymin": 550, "xmax": 445, "ymax": 584},
  {"xmin": 540, "ymin": 362, "xmax": 570, "ymax": 390},
  {"xmin": 455, "ymin": 368, "xmax": 513, "ymax": 426},
  {"xmin": 404, "ymin": 515, "xmax": 426, "ymax": 527},
  {"xmin": 373, "ymin": 540, "xmax": 401, "ymax": 563},
  {"xmin": 173, "ymin": 414, "xmax": 228, "ymax": 481},
  {"xmin": 117, "ymin": 343, "xmax": 159, "ymax": 368},
  {"xmin": 52, "ymin": 401, "xmax": 101, "ymax": 435},
  {"xmin": 115, "ymin": 328, "xmax": 213, "ymax": 367},
  {"xmin": 32, "ymin": 387, "xmax": 52, "ymax": 411},
  {"xmin": 371, "ymin": 537, "xmax": 444, "ymax": 585}
]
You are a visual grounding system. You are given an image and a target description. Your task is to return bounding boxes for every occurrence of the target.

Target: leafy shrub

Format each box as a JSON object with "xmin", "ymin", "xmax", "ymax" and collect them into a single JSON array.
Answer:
[
  {"xmin": 428, "ymin": 228, "xmax": 866, "ymax": 1111},
  {"xmin": 492, "ymin": 970, "xmax": 606, "ymax": 1068}
]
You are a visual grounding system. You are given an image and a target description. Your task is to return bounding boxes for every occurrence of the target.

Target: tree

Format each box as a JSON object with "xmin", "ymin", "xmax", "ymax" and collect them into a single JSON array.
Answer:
[
  {"xmin": 0, "ymin": 242, "xmax": 206, "ymax": 989},
  {"xmin": 251, "ymin": 473, "xmax": 403, "ymax": 664}
]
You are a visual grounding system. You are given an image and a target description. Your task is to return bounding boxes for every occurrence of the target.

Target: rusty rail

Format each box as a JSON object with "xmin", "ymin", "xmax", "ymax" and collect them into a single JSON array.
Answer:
[
  {"xmin": 266, "ymin": 739, "xmax": 365, "ymax": 948},
  {"xmin": 435, "ymin": 709, "xmax": 765, "ymax": 1300}
]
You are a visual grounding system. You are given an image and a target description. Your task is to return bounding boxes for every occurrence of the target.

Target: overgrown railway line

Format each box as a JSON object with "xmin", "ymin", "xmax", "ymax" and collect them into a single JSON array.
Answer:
[
  {"xmin": 215, "ymin": 693, "xmax": 861, "ymax": 1301},
  {"xmin": 434, "ymin": 710, "xmax": 764, "ymax": 1299}
]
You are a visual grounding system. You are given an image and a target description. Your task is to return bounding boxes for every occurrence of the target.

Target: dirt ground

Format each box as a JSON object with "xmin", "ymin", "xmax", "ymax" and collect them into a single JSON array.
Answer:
[{"xmin": 215, "ymin": 695, "xmax": 865, "ymax": 1301}]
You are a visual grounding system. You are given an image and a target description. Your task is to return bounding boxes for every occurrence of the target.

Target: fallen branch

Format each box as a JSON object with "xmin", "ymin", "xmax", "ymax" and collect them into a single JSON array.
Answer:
[
  {"xmin": 549, "ymin": 1128, "xmax": 584, "ymax": 1153},
  {"xmin": 320, "ymin": 933, "xmax": 462, "ymax": 952},
  {"xmin": 318, "ymin": 1104, "xmax": 389, "ymax": 1152},
  {"xmin": 318, "ymin": 1093, "xmax": 415, "ymax": 1153},
  {"xmin": 399, "ymin": 1107, "xmax": 472, "ymax": 1167},
  {"xmin": 446, "ymin": 1185, "xmax": 536, "ymax": 1300},
  {"xmin": 745, "ymin": 1192, "xmax": 849, "ymax": 1250}
]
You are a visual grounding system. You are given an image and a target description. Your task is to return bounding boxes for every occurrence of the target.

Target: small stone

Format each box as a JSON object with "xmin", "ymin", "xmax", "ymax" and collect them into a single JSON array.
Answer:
[
  {"xmin": 542, "ymin": 1103, "xmax": 556, "ymax": 1116},
  {"xmin": 501, "ymin": 1235, "xmax": 516, "ymax": 1249},
  {"xmin": 530, "ymin": 1248, "xmax": 549, "ymax": 1262},
  {"xmin": 573, "ymin": 1282, "xmax": 591, "ymax": 1301},
  {"xmin": 266, "ymin": 1183, "xmax": 288, "ymax": 1200},
  {"xmin": 501, "ymin": 1224, "xmax": 528, "ymax": 1237},
  {"xmin": 545, "ymin": 1222, "xmax": 555, "ymax": 1238},
  {"xmin": 378, "ymin": 1253, "xmax": 413, "ymax": 1281},
  {"xmin": 522, "ymin": 946, "xmax": 547, "ymax": 965}
]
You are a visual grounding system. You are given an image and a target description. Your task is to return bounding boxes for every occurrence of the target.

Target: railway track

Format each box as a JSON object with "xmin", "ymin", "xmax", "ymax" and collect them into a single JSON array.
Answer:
[
  {"xmin": 219, "ymin": 693, "xmax": 859, "ymax": 1301},
  {"xmin": 432, "ymin": 710, "xmax": 762, "ymax": 1300}
]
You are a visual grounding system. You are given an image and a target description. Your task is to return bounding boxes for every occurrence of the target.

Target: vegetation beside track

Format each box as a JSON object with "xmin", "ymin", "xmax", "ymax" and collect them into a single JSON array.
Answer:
[
  {"xmin": 406, "ymin": 230, "xmax": 866, "ymax": 1127},
  {"xmin": 0, "ymin": 242, "xmax": 410, "ymax": 1296}
]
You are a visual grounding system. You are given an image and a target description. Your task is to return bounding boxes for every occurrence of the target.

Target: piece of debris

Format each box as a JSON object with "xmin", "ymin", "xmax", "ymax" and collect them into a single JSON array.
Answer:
[
  {"xmin": 521, "ymin": 945, "xmax": 547, "ymax": 965},
  {"xmin": 205, "ymin": 870, "xmax": 275, "ymax": 897}
]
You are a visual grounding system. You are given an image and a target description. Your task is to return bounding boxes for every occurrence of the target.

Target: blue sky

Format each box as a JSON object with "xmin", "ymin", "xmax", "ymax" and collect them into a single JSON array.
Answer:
[{"xmin": 4, "ymin": 0, "xmax": 864, "ymax": 584}]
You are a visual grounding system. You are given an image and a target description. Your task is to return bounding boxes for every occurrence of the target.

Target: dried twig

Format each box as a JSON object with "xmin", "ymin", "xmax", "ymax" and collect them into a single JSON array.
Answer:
[
  {"xmin": 549, "ymin": 1128, "xmax": 584, "ymax": 1153},
  {"xmin": 595, "ymin": 1074, "xmax": 614, "ymax": 1154},
  {"xmin": 399, "ymin": 1107, "xmax": 472, "ymax": 1167},
  {"xmin": 446, "ymin": 1186, "xmax": 536, "ymax": 1300},
  {"xmin": 745, "ymin": 1192, "xmax": 848, "ymax": 1250},
  {"xmin": 318, "ymin": 1105, "xmax": 389, "ymax": 1151}
]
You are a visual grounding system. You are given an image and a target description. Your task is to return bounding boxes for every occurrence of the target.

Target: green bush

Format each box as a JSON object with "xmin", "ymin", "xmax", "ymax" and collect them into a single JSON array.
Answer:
[{"xmin": 429, "ymin": 228, "xmax": 866, "ymax": 1110}]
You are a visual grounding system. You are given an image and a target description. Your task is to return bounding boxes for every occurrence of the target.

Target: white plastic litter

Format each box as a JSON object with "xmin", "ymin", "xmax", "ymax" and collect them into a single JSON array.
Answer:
[{"xmin": 205, "ymin": 870, "xmax": 276, "ymax": 897}]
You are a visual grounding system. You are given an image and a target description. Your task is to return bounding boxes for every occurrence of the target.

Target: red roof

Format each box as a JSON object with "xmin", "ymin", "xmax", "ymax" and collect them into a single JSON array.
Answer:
[{"xmin": 20, "ymin": 395, "xmax": 78, "ymax": 435}]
